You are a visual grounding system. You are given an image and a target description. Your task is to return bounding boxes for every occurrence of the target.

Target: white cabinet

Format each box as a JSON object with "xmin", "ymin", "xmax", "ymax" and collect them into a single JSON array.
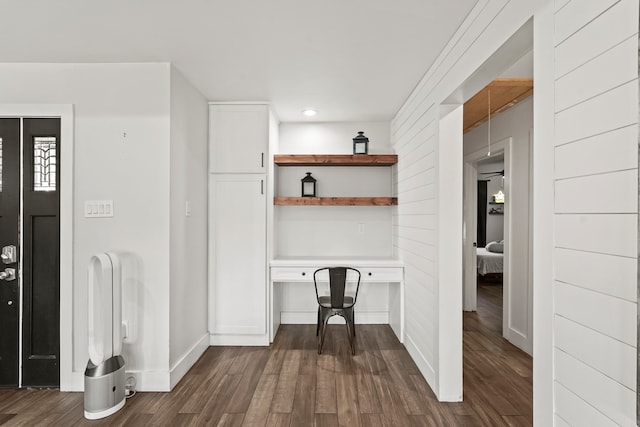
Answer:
[
  {"xmin": 208, "ymin": 103, "xmax": 273, "ymax": 346},
  {"xmin": 208, "ymin": 174, "xmax": 267, "ymax": 343},
  {"xmin": 209, "ymin": 104, "xmax": 268, "ymax": 173}
]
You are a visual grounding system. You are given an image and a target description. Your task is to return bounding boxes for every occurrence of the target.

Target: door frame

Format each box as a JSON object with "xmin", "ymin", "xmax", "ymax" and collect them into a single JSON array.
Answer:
[
  {"xmin": 0, "ymin": 105, "xmax": 74, "ymax": 390},
  {"xmin": 462, "ymin": 160, "xmax": 478, "ymax": 311}
]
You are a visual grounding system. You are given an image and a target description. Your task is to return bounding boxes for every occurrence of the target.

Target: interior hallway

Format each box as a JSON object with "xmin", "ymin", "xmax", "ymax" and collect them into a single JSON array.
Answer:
[{"xmin": 0, "ymin": 283, "xmax": 532, "ymax": 426}]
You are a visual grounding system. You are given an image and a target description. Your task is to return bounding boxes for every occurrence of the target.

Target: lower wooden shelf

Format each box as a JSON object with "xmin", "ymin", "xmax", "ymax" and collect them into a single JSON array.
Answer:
[{"xmin": 274, "ymin": 197, "xmax": 398, "ymax": 206}]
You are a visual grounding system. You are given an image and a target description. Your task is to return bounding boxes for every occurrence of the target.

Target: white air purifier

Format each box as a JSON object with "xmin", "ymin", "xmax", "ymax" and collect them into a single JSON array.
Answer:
[{"xmin": 84, "ymin": 252, "xmax": 126, "ymax": 420}]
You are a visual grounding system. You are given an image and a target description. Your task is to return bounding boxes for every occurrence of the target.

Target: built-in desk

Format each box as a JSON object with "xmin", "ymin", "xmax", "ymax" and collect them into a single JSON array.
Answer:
[{"xmin": 269, "ymin": 257, "xmax": 405, "ymax": 343}]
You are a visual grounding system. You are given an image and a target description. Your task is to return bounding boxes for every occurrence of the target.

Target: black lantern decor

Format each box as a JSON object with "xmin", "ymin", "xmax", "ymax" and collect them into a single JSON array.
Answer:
[
  {"xmin": 352, "ymin": 131, "xmax": 369, "ymax": 155},
  {"xmin": 301, "ymin": 172, "xmax": 316, "ymax": 197}
]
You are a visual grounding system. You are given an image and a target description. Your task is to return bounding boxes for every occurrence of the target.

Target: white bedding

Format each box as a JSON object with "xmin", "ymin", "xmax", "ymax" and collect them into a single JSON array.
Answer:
[{"xmin": 477, "ymin": 247, "xmax": 504, "ymax": 275}]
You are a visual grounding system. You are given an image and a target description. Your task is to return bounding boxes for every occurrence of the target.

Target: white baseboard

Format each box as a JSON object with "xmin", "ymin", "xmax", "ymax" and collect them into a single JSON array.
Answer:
[
  {"xmin": 64, "ymin": 371, "xmax": 85, "ymax": 391},
  {"xmin": 505, "ymin": 327, "xmax": 532, "ymax": 356},
  {"xmin": 280, "ymin": 311, "xmax": 389, "ymax": 324},
  {"xmin": 68, "ymin": 369, "xmax": 171, "ymax": 392},
  {"xmin": 403, "ymin": 333, "xmax": 463, "ymax": 402},
  {"xmin": 128, "ymin": 371, "xmax": 171, "ymax": 392},
  {"xmin": 389, "ymin": 319, "xmax": 402, "ymax": 342},
  {"xmin": 170, "ymin": 333, "xmax": 209, "ymax": 390},
  {"xmin": 61, "ymin": 336, "xmax": 211, "ymax": 393},
  {"xmin": 209, "ymin": 333, "xmax": 270, "ymax": 346},
  {"xmin": 404, "ymin": 333, "xmax": 436, "ymax": 394}
]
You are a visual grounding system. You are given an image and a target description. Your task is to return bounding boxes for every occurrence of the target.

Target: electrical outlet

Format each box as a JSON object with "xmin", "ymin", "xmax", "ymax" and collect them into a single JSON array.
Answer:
[
  {"xmin": 124, "ymin": 373, "xmax": 137, "ymax": 396},
  {"xmin": 121, "ymin": 321, "xmax": 129, "ymax": 339}
]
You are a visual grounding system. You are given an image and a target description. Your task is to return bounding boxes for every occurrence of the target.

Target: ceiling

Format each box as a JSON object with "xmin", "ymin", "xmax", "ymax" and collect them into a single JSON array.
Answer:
[{"xmin": 0, "ymin": 0, "xmax": 478, "ymax": 122}]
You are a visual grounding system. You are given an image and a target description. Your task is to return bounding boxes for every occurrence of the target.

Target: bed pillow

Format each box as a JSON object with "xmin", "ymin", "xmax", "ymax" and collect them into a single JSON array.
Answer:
[{"xmin": 485, "ymin": 241, "xmax": 504, "ymax": 253}]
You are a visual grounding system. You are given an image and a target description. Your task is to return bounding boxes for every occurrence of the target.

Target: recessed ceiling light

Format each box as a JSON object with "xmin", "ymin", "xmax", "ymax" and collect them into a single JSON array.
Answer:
[{"xmin": 302, "ymin": 109, "xmax": 318, "ymax": 117}]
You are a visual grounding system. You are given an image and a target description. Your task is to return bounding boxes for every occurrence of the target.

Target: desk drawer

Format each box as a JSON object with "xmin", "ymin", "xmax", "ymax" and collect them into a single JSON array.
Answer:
[
  {"xmin": 360, "ymin": 267, "xmax": 403, "ymax": 282},
  {"xmin": 271, "ymin": 266, "xmax": 403, "ymax": 282},
  {"xmin": 271, "ymin": 267, "xmax": 315, "ymax": 282}
]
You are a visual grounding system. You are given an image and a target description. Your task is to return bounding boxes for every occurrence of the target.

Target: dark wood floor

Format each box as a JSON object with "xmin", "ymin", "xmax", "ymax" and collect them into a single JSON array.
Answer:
[{"xmin": 0, "ymin": 282, "xmax": 532, "ymax": 426}]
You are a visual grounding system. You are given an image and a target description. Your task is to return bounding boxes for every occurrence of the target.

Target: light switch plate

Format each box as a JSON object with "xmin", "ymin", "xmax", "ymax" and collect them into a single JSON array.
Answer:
[{"xmin": 84, "ymin": 200, "xmax": 114, "ymax": 218}]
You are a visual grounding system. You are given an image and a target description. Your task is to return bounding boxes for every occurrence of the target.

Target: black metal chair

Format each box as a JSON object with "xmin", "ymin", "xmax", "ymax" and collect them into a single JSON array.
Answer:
[{"xmin": 314, "ymin": 266, "xmax": 361, "ymax": 355}]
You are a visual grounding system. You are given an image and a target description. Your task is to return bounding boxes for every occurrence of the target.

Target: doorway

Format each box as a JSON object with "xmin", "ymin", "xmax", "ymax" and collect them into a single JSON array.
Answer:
[
  {"xmin": 0, "ymin": 117, "xmax": 61, "ymax": 388},
  {"xmin": 429, "ymin": 17, "xmax": 535, "ymax": 404},
  {"xmin": 463, "ymin": 138, "xmax": 511, "ymax": 318},
  {"xmin": 462, "ymin": 96, "xmax": 534, "ymax": 356}
]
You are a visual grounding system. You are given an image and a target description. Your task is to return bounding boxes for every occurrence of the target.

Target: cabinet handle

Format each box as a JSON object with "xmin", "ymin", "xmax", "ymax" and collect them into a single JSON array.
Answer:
[
  {"xmin": 302, "ymin": 272, "xmax": 306, "ymax": 276},
  {"xmin": 261, "ymin": 152, "xmax": 264, "ymax": 168},
  {"xmin": 261, "ymin": 180, "xmax": 264, "ymax": 195}
]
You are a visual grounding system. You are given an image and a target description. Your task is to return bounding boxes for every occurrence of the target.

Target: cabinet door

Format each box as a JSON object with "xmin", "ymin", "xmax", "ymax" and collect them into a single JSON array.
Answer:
[
  {"xmin": 209, "ymin": 104, "xmax": 268, "ymax": 173},
  {"xmin": 209, "ymin": 174, "xmax": 266, "ymax": 335}
]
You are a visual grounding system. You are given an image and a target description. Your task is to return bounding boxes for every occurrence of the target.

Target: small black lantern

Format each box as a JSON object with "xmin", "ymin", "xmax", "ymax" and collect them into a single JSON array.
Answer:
[
  {"xmin": 301, "ymin": 172, "xmax": 317, "ymax": 197},
  {"xmin": 352, "ymin": 131, "xmax": 369, "ymax": 155}
]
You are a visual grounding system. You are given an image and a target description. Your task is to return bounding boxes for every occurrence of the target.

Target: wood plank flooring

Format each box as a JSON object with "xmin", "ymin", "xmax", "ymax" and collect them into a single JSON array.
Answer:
[{"xmin": 0, "ymin": 282, "xmax": 532, "ymax": 426}]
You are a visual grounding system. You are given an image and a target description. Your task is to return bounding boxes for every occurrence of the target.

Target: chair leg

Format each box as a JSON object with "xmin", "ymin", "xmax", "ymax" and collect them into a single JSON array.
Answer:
[
  {"xmin": 346, "ymin": 318, "xmax": 355, "ymax": 355},
  {"xmin": 317, "ymin": 308, "xmax": 323, "ymax": 352},
  {"xmin": 343, "ymin": 310, "xmax": 355, "ymax": 355},
  {"xmin": 318, "ymin": 310, "xmax": 331, "ymax": 354},
  {"xmin": 352, "ymin": 310, "xmax": 355, "ymax": 336}
]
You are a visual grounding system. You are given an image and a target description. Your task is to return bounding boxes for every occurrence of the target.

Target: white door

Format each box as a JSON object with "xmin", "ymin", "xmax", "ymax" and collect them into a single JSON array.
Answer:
[{"xmin": 209, "ymin": 174, "xmax": 266, "ymax": 336}]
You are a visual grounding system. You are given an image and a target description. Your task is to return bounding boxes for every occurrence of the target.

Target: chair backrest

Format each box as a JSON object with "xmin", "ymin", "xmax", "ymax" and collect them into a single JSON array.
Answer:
[{"xmin": 314, "ymin": 267, "xmax": 361, "ymax": 308}]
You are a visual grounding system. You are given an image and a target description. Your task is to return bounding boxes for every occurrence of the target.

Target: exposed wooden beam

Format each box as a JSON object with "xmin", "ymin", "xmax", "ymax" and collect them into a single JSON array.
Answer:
[{"xmin": 463, "ymin": 78, "xmax": 533, "ymax": 134}]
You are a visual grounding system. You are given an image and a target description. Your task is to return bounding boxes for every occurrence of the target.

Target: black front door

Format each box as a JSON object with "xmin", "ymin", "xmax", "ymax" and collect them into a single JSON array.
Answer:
[
  {"xmin": 0, "ymin": 119, "xmax": 20, "ymax": 387},
  {"xmin": 0, "ymin": 118, "xmax": 60, "ymax": 388},
  {"xmin": 21, "ymin": 118, "xmax": 60, "ymax": 387}
]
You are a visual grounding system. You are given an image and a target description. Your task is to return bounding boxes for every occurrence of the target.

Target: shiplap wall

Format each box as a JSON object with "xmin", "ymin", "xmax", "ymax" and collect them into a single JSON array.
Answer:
[
  {"xmin": 393, "ymin": 104, "xmax": 439, "ymax": 388},
  {"xmin": 392, "ymin": 0, "xmax": 639, "ymax": 423},
  {"xmin": 391, "ymin": 0, "xmax": 545, "ymax": 401},
  {"xmin": 552, "ymin": 0, "xmax": 638, "ymax": 425}
]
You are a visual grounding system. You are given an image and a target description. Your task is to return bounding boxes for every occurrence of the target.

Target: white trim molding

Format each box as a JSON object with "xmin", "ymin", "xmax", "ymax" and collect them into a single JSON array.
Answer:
[{"xmin": 169, "ymin": 333, "xmax": 209, "ymax": 390}]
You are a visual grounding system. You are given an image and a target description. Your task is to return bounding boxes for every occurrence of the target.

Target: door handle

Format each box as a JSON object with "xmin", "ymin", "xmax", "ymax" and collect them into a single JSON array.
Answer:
[
  {"xmin": 1, "ymin": 245, "xmax": 17, "ymax": 264},
  {"xmin": 0, "ymin": 268, "xmax": 16, "ymax": 281}
]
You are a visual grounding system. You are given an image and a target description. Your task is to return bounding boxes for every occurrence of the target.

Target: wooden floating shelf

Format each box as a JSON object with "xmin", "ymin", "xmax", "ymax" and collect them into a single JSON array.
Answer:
[
  {"xmin": 274, "ymin": 154, "xmax": 397, "ymax": 166},
  {"xmin": 274, "ymin": 197, "xmax": 398, "ymax": 206}
]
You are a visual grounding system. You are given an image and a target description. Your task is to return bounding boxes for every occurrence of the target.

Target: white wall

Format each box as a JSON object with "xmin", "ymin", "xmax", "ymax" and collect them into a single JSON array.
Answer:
[
  {"xmin": 276, "ymin": 121, "xmax": 393, "ymax": 258},
  {"xmin": 466, "ymin": 96, "xmax": 533, "ymax": 354},
  {"xmin": 391, "ymin": 0, "xmax": 544, "ymax": 403},
  {"xmin": 500, "ymin": 49, "xmax": 533, "ymax": 78},
  {"xmin": 275, "ymin": 121, "xmax": 394, "ymax": 323},
  {"xmin": 278, "ymin": 122, "xmax": 391, "ymax": 154},
  {"xmin": 552, "ymin": 1, "xmax": 638, "ymax": 425},
  {"xmin": 0, "ymin": 62, "xmax": 210, "ymax": 392},
  {"xmin": 168, "ymin": 66, "xmax": 209, "ymax": 387},
  {"xmin": 393, "ymin": 0, "xmax": 638, "ymax": 425}
]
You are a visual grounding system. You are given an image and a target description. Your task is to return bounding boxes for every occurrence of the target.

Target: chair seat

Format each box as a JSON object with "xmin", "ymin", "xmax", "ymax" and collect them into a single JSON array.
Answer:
[{"xmin": 318, "ymin": 295, "xmax": 354, "ymax": 308}]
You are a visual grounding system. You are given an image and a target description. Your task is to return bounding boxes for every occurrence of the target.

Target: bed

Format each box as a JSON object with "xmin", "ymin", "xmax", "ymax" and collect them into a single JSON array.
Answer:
[{"xmin": 477, "ymin": 247, "xmax": 504, "ymax": 276}]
